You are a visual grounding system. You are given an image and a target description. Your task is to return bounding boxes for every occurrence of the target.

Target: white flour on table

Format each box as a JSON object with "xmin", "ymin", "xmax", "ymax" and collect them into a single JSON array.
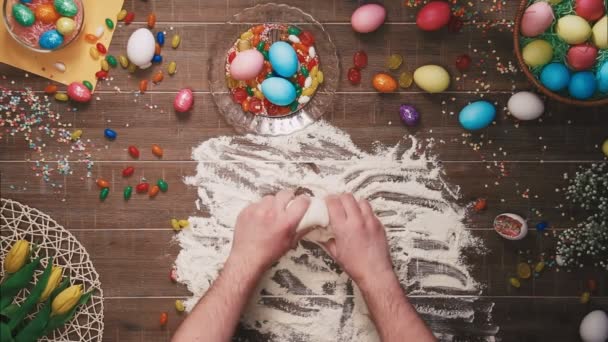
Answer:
[{"xmin": 175, "ymin": 121, "xmax": 498, "ymax": 341}]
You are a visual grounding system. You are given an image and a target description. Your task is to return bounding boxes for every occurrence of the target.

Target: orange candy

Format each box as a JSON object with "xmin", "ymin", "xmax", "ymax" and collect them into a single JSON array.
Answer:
[
  {"xmin": 293, "ymin": 43, "xmax": 308, "ymax": 54},
  {"xmin": 84, "ymin": 34, "xmax": 98, "ymax": 43},
  {"xmin": 151, "ymin": 144, "xmax": 163, "ymax": 157},
  {"xmin": 159, "ymin": 312, "xmax": 168, "ymax": 326},
  {"xmin": 155, "ymin": 43, "xmax": 161, "ymax": 55},
  {"xmin": 252, "ymin": 25, "xmax": 264, "ymax": 35},
  {"xmin": 241, "ymin": 99, "xmax": 250, "ymax": 112},
  {"xmin": 147, "ymin": 13, "xmax": 156, "ymax": 29},
  {"xmin": 139, "ymin": 79, "xmax": 148, "ymax": 93},
  {"xmin": 372, "ymin": 73, "xmax": 398, "ymax": 93},
  {"xmin": 96, "ymin": 178, "xmax": 110, "ymax": 188},
  {"xmin": 44, "ymin": 84, "xmax": 58, "ymax": 94},
  {"xmin": 149, "ymin": 185, "xmax": 160, "ymax": 197},
  {"xmin": 152, "ymin": 71, "xmax": 164, "ymax": 84},
  {"xmin": 251, "ymin": 35, "xmax": 261, "ymax": 49},
  {"xmin": 35, "ymin": 4, "xmax": 60, "ymax": 24}
]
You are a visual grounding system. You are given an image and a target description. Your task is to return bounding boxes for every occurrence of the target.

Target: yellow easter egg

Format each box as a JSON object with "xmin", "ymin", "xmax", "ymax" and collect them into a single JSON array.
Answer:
[
  {"xmin": 522, "ymin": 39, "xmax": 553, "ymax": 67},
  {"xmin": 56, "ymin": 17, "xmax": 76, "ymax": 35},
  {"xmin": 548, "ymin": 0, "xmax": 562, "ymax": 4},
  {"xmin": 602, "ymin": 139, "xmax": 608, "ymax": 157},
  {"xmin": 592, "ymin": 16, "xmax": 607, "ymax": 49},
  {"xmin": 413, "ymin": 65, "xmax": 450, "ymax": 93},
  {"xmin": 556, "ymin": 15, "xmax": 592, "ymax": 44}
]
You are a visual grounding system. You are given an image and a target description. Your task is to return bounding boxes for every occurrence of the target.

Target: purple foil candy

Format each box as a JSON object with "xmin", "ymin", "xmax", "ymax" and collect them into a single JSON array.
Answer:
[{"xmin": 399, "ymin": 104, "xmax": 419, "ymax": 126}]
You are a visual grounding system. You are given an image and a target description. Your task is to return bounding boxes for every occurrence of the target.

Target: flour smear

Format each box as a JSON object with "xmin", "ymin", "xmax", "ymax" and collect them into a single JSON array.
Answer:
[{"xmin": 175, "ymin": 121, "xmax": 498, "ymax": 341}]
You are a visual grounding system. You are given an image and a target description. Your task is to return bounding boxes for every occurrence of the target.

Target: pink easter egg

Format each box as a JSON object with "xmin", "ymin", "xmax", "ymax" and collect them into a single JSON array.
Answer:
[
  {"xmin": 520, "ymin": 2, "xmax": 554, "ymax": 37},
  {"xmin": 351, "ymin": 4, "xmax": 386, "ymax": 33},
  {"xmin": 66, "ymin": 82, "xmax": 91, "ymax": 102},
  {"xmin": 575, "ymin": 0, "xmax": 605, "ymax": 22},
  {"xmin": 229, "ymin": 49, "xmax": 264, "ymax": 81},
  {"xmin": 174, "ymin": 88, "xmax": 194, "ymax": 113}
]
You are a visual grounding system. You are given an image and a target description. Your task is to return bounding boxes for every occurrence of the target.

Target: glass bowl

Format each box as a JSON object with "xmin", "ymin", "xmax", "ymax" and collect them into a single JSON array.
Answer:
[
  {"xmin": 209, "ymin": 3, "xmax": 339, "ymax": 136},
  {"xmin": 3, "ymin": 0, "xmax": 85, "ymax": 53}
]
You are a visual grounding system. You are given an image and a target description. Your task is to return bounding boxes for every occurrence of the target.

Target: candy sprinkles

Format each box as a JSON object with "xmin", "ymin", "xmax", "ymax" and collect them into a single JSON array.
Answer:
[{"xmin": 225, "ymin": 24, "xmax": 324, "ymax": 116}]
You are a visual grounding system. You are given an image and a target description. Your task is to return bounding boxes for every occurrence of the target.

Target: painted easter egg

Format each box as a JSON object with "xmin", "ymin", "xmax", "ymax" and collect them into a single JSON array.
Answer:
[
  {"xmin": 575, "ymin": 0, "xmax": 605, "ymax": 22},
  {"xmin": 399, "ymin": 104, "xmax": 420, "ymax": 126},
  {"xmin": 507, "ymin": 91, "xmax": 544, "ymax": 121},
  {"xmin": 540, "ymin": 63, "xmax": 571, "ymax": 91},
  {"xmin": 55, "ymin": 17, "xmax": 76, "ymax": 35},
  {"xmin": 261, "ymin": 77, "xmax": 296, "ymax": 106},
  {"xmin": 597, "ymin": 61, "xmax": 608, "ymax": 93},
  {"xmin": 351, "ymin": 4, "xmax": 386, "ymax": 33},
  {"xmin": 458, "ymin": 101, "xmax": 496, "ymax": 131},
  {"xmin": 12, "ymin": 3, "xmax": 35, "ymax": 26},
  {"xmin": 229, "ymin": 49, "xmax": 264, "ymax": 81},
  {"xmin": 53, "ymin": 0, "xmax": 77, "ymax": 17},
  {"xmin": 494, "ymin": 213, "xmax": 528, "ymax": 240},
  {"xmin": 579, "ymin": 310, "xmax": 608, "ymax": 342},
  {"xmin": 67, "ymin": 82, "xmax": 91, "ymax": 102},
  {"xmin": 567, "ymin": 44, "xmax": 598, "ymax": 71},
  {"xmin": 372, "ymin": 73, "xmax": 398, "ymax": 93},
  {"xmin": 556, "ymin": 15, "xmax": 592, "ymax": 44},
  {"xmin": 413, "ymin": 65, "xmax": 450, "ymax": 93},
  {"xmin": 569, "ymin": 71, "xmax": 597, "ymax": 99},
  {"xmin": 39, "ymin": 29, "xmax": 64, "ymax": 50},
  {"xmin": 522, "ymin": 39, "xmax": 553, "ymax": 67},
  {"xmin": 416, "ymin": 1, "xmax": 451, "ymax": 31},
  {"xmin": 268, "ymin": 41, "xmax": 298, "ymax": 78},
  {"xmin": 127, "ymin": 28, "xmax": 156, "ymax": 69},
  {"xmin": 174, "ymin": 88, "xmax": 194, "ymax": 113},
  {"xmin": 592, "ymin": 16, "xmax": 608, "ymax": 49},
  {"xmin": 520, "ymin": 1, "xmax": 554, "ymax": 37},
  {"xmin": 34, "ymin": 3, "xmax": 60, "ymax": 24}
]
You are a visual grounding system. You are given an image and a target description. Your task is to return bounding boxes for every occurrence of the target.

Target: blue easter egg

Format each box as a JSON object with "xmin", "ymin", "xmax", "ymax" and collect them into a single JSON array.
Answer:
[
  {"xmin": 268, "ymin": 41, "xmax": 298, "ymax": 78},
  {"xmin": 597, "ymin": 61, "xmax": 608, "ymax": 93},
  {"xmin": 156, "ymin": 31, "xmax": 165, "ymax": 46},
  {"xmin": 104, "ymin": 128, "xmax": 117, "ymax": 140},
  {"xmin": 38, "ymin": 30, "xmax": 64, "ymax": 50},
  {"xmin": 261, "ymin": 77, "xmax": 296, "ymax": 106},
  {"xmin": 458, "ymin": 101, "xmax": 496, "ymax": 131},
  {"xmin": 569, "ymin": 71, "xmax": 597, "ymax": 100},
  {"xmin": 540, "ymin": 63, "xmax": 570, "ymax": 92}
]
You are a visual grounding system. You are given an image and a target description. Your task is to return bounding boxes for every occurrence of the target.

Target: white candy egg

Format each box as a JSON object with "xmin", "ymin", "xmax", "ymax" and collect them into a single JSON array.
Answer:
[
  {"xmin": 127, "ymin": 28, "xmax": 156, "ymax": 69},
  {"xmin": 507, "ymin": 91, "xmax": 544, "ymax": 121},
  {"xmin": 580, "ymin": 310, "xmax": 608, "ymax": 342}
]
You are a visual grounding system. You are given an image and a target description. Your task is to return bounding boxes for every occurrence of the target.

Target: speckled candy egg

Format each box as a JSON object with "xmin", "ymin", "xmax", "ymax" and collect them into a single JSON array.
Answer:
[
  {"xmin": 351, "ymin": 4, "xmax": 386, "ymax": 33},
  {"xmin": 556, "ymin": 15, "xmax": 592, "ymax": 44},
  {"xmin": 39, "ymin": 29, "xmax": 64, "ymax": 50},
  {"xmin": 372, "ymin": 73, "xmax": 398, "ymax": 93},
  {"xmin": 597, "ymin": 61, "xmax": 608, "ymax": 93},
  {"xmin": 540, "ymin": 63, "xmax": 571, "ymax": 91},
  {"xmin": 55, "ymin": 17, "xmax": 76, "ymax": 35},
  {"xmin": 127, "ymin": 28, "xmax": 156, "ymax": 69},
  {"xmin": 522, "ymin": 39, "xmax": 553, "ymax": 67},
  {"xmin": 569, "ymin": 71, "xmax": 597, "ymax": 100},
  {"xmin": 261, "ymin": 77, "xmax": 296, "ymax": 106},
  {"xmin": 416, "ymin": 1, "xmax": 451, "ymax": 31},
  {"xmin": 67, "ymin": 82, "xmax": 91, "ymax": 102},
  {"xmin": 507, "ymin": 91, "xmax": 544, "ymax": 121},
  {"xmin": 53, "ymin": 0, "xmax": 78, "ymax": 17},
  {"xmin": 12, "ymin": 3, "xmax": 35, "ymax": 27},
  {"xmin": 592, "ymin": 16, "xmax": 608, "ymax": 49},
  {"xmin": 399, "ymin": 105, "xmax": 420, "ymax": 126},
  {"xmin": 268, "ymin": 42, "xmax": 298, "ymax": 78},
  {"xmin": 174, "ymin": 88, "xmax": 194, "ymax": 113},
  {"xmin": 567, "ymin": 44, "xmax": 598, "ymax": 71},
  {"xmin": 575, "ymin": 0, "xmax": 605, "ymax": 22},
  {"xmin": 34, "ymin": 3, "xmax": 60, "ymax": 24},
  {"xmin": 413, "ymin": 65, "xmax": 450, "ymax": 93},
  {"xmin": 229, "ymin": 49, "xmax": 264, "ymax": 81},
  {"xmin": 458, "ymin": 100, "xmax": 496, "ymax": 131},
  {"xmin": 520, "ymin": 2, "xmax": 554, "ymax": 37}
]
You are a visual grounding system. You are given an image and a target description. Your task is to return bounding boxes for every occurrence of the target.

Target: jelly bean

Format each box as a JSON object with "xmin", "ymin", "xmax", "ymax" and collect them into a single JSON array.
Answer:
[
  {"xmin": 455, "ymin": 54, "xmax": 471, "ymax": 72},
  {"xmin": 157, "ymin": 179, "xmax": 168, "ymax": 192},
  {"xmin": 96, "ymin": 178, "xmax": 110, "ymax": 188},
  {"xmin": 169, "ymin": 268, "xmax": 178, "ymax": 282},
  {"xmin": 149, "ymin": 185, "xmax": 160, "ymax": 198},
  {"xmin": 398, "ymin": 71, "xmax": 413, "ymax": 88},
  {"xmin": 317, "ymin": 71, "xmax": 324, "ymax": 84},
  {"xmin": 127, "ymin": 62, "xmax": 137, "ymax": 74},
  {"xmin": 35, "ymin": 4, "xmax": 60, "ymax": 24},
  {"xmin": 152, "ymin": 71, "xmax": 164, "ymax": 84},
  {"xmin": 106, "ymin": 55, "xmax": 117, "ymax": 67},
  {"xmin": 167, "ymin": 61, "xmax": 177, "ymax": 75},
  {"xmin": 171, "ymin": 34, "xmax": 181, "ymax": 49},
  {"xmin": 228, "ymin": 51, "xmax": 237, "ymax": 63},
  {"xmin": 118, "ymin": 55, "xmax": 129, "ymax": 68},
  {"xmin": 116, "ymin": 9, "xmax": 127, "ymax": 21},
  {"xmin": 122, "ymin": 167, "xmax": 135, "ymax": 177},
  {"xmin": 100, "ymin": 59, "xmax": 110, "ymax": 72},
  {"xmin": 252, "ymin": 35, "xmax": 261, "ymax": 49},
  {"xmin": 516, "ymin": 262, "xmax": 531, "ymax": 279},
  {"xmin": 89, "ymin": 47, "xmax": 100, "ymax": 60},
  {"xmin": 299, "ymin": 31, "xmax": 315, "ymax": 46},
  {"xmin": 240, "ymin": 31, "xmax": 253, "ymax": 40},
  {"xmin": 232, "ymin": 88, "xmax": 248, "ymax": 104},
  {"xmin": 253, "ymin": 89, "xmax": 264, "ymax": 100},
  {"xmin": 135, "ymin": 182, "xmax": 149, "ymax": 193},
  {"xmin": 70, "ymin": 129, "xmax": 82, "ymax": 141},
  {"xmin": 302, "ymin": 87, "xmax": 315, "ymax": 97},
  {"xmin": 238, "ymin": 39, "xmax": 251, "ymax": 51},
  {"xmin": 580, "ymin": 291, "xmax": 590, "ymax": 304},
  {"xmin": 95, "ymin": 25, "xmax": 104, "ymax": 38},
  {"xmin": 588, "ymin": 279, "xmax": 597, "ymax": 292},
  {"xmin": 104, "ymin": 128, "xmax": 117, "ymax": 140},
  {"xmin": 170, "ymin": 218, "xmax": 181, "ymax": 231},
  {"xmin": 178, "ymin": 220, "xmax": 189, "ymax": 228},
  {"xmin": 95, "ymin": 70, "xmax": 108, "ymax": 80},
  {"xmin": 155, "ymin": 43, "xmax": 161, "ymax": 55},
  {"xmin": 241, "ymin": 99, "xmax": 250, "ymax": 112},
  {"xmin": 298, "ymin": 96, "xmax": 310, "ymax": 104},
  {"xmin": 307, "ymin": 58, "xmax": 318, "ymax": 71},
  {"xmin": 12, "ymin": 4, "xmax": 35, "ymax": 27},
  {"xmin": 256, "ymin": 41, "xmax": 265, "ymax": 52},
  {"xmin": 387, "ymin": 54, "xmax": 403, "ymax": 70},
  {"xmin": 54, "ymin": 62, "xmax": 66, "ymax": 73},
  {"xmin": 105, "ymin": 18, "xmax": 114, "ymax": 30},
  {"xmin": 252, "ymin": 25, "xmax": 265, "ymax": 35},
  {"xmin": 533, "ymin": 261, "xmax": 545, "ymax": 274},
  {"xmin": 226, "ymin": 77, "xmax": 239, "ymax": 89},
  {"xmin": 123, "ymin": 186, "xmax": 132, "ymax": 200},
  {"xmin": 249, "ymin": 98, "xmax": 263, "ymax": 113},
  {"xmin": 293, "ymin": 43, "xmax": 308, "ymax": 54},
  {"xmin": 245, "ymin": 86, "xmax": 254, "ymax": 96},
  {"xmin": 347, "ymin": 67, "xmax": 361, "ymax": 85},
  {"xmin": 262, "ymin": 50, "xmax": 269, "ymax": 61},
  {"xmin": 83, "ymin": 80, "xmax": 93, "ymax": 91},
  {"xmin": 156, "ymin": 32, "xmax": 165, "ymax": 46},
  {"xmin": 85, "ymin": 34, "xmax": 98, "ymax": 43},
  {"xmin": 304, "ymin": 76, "xmax": 312, "ymax": 88},
  {"xmin": 147, "ymin": 13, "xmax": 156, "ymax": 29},
  {"xmin": 139, "ymin": 79, "xmax": 148, "ymax": 93},
  {"xmin": 152, "ymin": 54, "xmax": 163, "ymax": 63},
  {"xmin": 353, "ymin": 51, "xmax": 368, "ymax": 69},
  {"xmin": 54, "ymin": 0, "xmax": 78, "ymax": 16},
  {"xmin": 289, "ymin": 101, "xmax": 298, "ymax": 111},
  {"xmin": 159, "ymin": 312, "xmax": 168, "ymax": 326},
  {"xmin": 288, "ymin": 34, "xmax": 301, "ymax": 44},
  {"xmin": 44, "ymin": 84, "xmax": 58, "ymax": 94},
  {"xmin": 96, "ymin": 43, "xmax": 107, "ymax": 54},
  {"xmin": 300, "ymin": 66, "xmax": 309, "ymax": 77},
  {"xmin": 509, "ymin": 277, "xmax": 521, "ymax": 288},
  {"xmin": 124, "ymin": 12, "xmax": 134, "ymax": 25},
  {"xmin": 473, "ymin": 198, "xmax": 487, "ymax": 212},
  {"xmin": 99, "ymin": 188, "xmax": 109, "ymax": 201},
  {"xmin": 151, "ymin": 144, "xmax": 163, "ymax": 157},
  {"xmin": 54, "ymin": 93, "xmax": 68, "ymax": 101},
  {"xmin": 309, "ymin": 46, "xmax": 316, "ymax": 58},
  {"xmin": 175, "ymin": 300, "xmax": 185, "ymax": 312},
  {"xmin": 288, "ymin": 26, "xmax": 302, "ymax": 35},
  {"xmin": 128, "ymin": 145, "xmax": 140, "ymax": 158}
]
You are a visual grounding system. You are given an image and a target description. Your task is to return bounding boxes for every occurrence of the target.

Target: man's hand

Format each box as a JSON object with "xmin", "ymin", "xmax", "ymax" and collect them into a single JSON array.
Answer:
[
  {"xmin": 323, "ymin": 194, "xmax": 394, "ymax": 286},
  {"xmin": 229, "ymin": 189, "xmax": 310, "ymax": 272}
]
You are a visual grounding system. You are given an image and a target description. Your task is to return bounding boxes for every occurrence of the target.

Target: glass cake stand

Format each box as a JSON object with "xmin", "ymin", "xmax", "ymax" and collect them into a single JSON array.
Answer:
[{"xmin": 208, "ymin": 3, "xmax": 339, "ymax": 136}]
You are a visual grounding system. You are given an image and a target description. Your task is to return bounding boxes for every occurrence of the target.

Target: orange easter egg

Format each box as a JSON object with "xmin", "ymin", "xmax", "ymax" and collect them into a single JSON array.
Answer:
[
  {"xmin": 372, "ymin": 73, "xmax": 398, "ymax": 93},
  {"xmin": 35, "ymin": 4, "xmax": 60, "ymax": 24}
]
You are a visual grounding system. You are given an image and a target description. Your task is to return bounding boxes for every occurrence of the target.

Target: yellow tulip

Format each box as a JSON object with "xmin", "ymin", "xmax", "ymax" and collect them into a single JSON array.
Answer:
[
  {"xmin": 52, "ymin": 284, "xmax": 82, "ymax": 316},
  {"xmin": 39, "ymin": 266, "xmax": 63, "ymax": 302},
  {"xmin": 4, "ymin": 240, "xmax": 29, "ymax": 273}
]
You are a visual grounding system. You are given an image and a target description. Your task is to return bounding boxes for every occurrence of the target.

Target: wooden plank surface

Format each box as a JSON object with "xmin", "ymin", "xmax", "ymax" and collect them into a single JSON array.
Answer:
[{"xmin": 1, "ymin": 0, "xmax": 607, "ymax": 341}]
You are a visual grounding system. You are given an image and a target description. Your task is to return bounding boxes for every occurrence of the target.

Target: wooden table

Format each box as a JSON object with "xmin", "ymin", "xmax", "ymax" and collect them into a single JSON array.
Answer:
[{"xmin": 1, "ymin": 1, "xmax": 607, "ymax": 341}]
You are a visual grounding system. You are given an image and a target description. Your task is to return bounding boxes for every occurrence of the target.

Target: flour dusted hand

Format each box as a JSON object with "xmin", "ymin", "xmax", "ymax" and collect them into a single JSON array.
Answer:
[{"xmin": 291, "ymin": 197, "xmax": 334, "ymax": 244}]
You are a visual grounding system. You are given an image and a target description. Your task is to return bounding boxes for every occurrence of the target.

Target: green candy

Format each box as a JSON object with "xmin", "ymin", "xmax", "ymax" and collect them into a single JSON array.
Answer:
[
  {"xmin": 82, "ymin": 80, "xmax": 93, "ymax": 91},
  {"xmin": 287, "ymin": 26, "xmax": 301, "ymax": 35},
  {"xmin": 12, "ymin": 4, "xmax": 35, "ymax": 27},
  {"xmin": 262, "ymin": 50, "xmax": 269, "ymax": 60},
  {"xmin": 295, "ymin": 87, "xmax": 302, "ymax": 97},
  {"xmin": 157, "ymin": 179, "xmax": 168, "ymax": 192},
  {"xmin": 256, "ymin": 41, "xmax": 265, "ymax": 52},
  {"xmin": 105, "ymin": 18, "xmax": 114, "ymax": 30},
  {"xmin": 106, "ymin": 55, "xmax": 117, "ymax": 67},
  {"xmin": 54, "ymin": 0, "xmax": 78, "ymax": 17},
  {"xmin": 300, "ymin": 66, "xmax": 309, "ymax": 77},
  {"xmin": 289, "ymin": 101, "xmax": 298, "ymax": 111},
  {"xmin": 99, "ymin": 187, "xmax": 109, "ymax": 200},
  {"xmin": 123, "ymin": 186, "xmax": 132, "ymax": 200},
  {"xmin": 245, "ymin": 86, "xmax": 253, "ymax": 96},
  {"xmin": 265, "ymin": 73, "xmax": 273, "ymax": 79}
]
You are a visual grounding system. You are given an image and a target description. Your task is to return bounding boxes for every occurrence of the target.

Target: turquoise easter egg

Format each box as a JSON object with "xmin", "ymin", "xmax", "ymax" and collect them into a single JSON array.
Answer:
[
  {"xmin": 597, "ymin": 61, "xmax": 608, "ymax": 93},
  {"xmin": 39, "ymin": 30, "xmax": 64, "ymax": 50},
  {"xmin": 12, "ymin": 3, "xmax": 35, "ymax": 27},
  {"xmin": 540, "ymin": 63, "xmax": 571, "ymax": 92},
  {"xmin": 268, "ymin": 41, "xmax": 298, "ymax": 78},
  {"xmin": 261, "ymin": 77, "xmax": 296, "ymax": 106},
  {"xmin": 568, "ymin": 71, "xmax": 597, "ymax": 100},
  {"xmin": 54, "ymin": 0, "xmax": 78, "ymax": 17},
  {"xmin": 458, "ymin": 101, "xmax": 496, "ymax": 131}
]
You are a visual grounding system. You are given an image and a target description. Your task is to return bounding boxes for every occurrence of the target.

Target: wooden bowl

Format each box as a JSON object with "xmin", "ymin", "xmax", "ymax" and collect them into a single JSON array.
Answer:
[{"xmin": 513, "ymin": 0, "xmax": 608, "ymax": 107}]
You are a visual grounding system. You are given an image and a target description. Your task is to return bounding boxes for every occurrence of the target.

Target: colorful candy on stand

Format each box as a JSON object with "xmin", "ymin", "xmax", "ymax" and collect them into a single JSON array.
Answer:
[
  {"xmin": 104, "ymin": 128, "xmax": 117, "ymax": 140},
  {"xmin": 151, "ymin": 144, "xmax": 163, "ymax": 157},
  {"xmin": 123, "ymin": 186, "xmax": 133, "ymax": 200},
  {"xmin": 128, "ymin": 145, "xmax": 140, "ymax": 158},
  {"xmin": 136, "ymin": 182, "xmax": 150, "ymax": 193},
  {"xmin": 122, "ymin": 167, "xmax": 135, "ymax": 177}
]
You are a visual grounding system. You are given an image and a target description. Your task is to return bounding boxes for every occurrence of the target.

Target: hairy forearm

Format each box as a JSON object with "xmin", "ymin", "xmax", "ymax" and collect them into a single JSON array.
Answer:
[
  {"xmin": 358, "ymin": 272, "xmax": 436, "ymax": 342},
  {"xmin": 172, "ymin": 257, "xmax": 262, "ymax": 342}
]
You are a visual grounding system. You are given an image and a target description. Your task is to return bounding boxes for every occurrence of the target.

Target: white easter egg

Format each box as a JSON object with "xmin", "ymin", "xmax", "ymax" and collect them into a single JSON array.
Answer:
[
  {"xmin": 507, "ymin": 91, "xmax": 544, "ymax": 120},
  {"xmin": 127, "ymin": 28, "xmax": 156, "ymax": 69},
  {"xmin": 580, "ymin": 310, "xmax": 608, "ymax": 342}
]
